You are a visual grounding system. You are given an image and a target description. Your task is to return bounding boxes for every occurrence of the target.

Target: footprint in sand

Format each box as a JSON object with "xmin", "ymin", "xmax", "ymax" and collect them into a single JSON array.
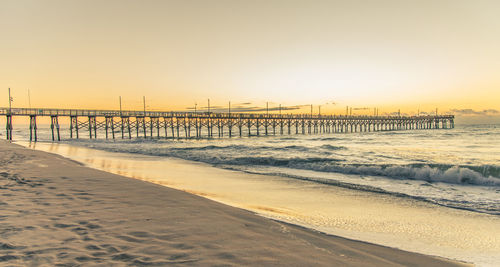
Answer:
[
  {"xmin": 53, "ymin": 223, "xmax": 75, "ymax": 229},
  {"xmin": 116, "ymin": 235, "xmax": 145, "ymax": 243},
  {"xmin": 127, "ymin": 231, "xmax": 151, "ymax": 238},
  {"xmin": 0, "ymin": 255, "xmax": 19, "ymax": 262},
  {"xmin": 85, "ymin": 245, "xmax": 101, "ymax": 251}
]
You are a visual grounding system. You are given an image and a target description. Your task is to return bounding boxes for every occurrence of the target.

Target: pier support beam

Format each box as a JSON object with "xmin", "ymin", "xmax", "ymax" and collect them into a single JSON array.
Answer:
[
  {"xmin": 105, "ymin": 116, "xmax": 115, "ymax": 139},
  {"xmin": 135, "ymin": 117, "xmax": 147, "ymax": 138},
  {"xmin": 247, "ymin": 119, "xmax": 251, "ymax": 136},
  {"xmin": 6, "ymin": 115, "xmax": 12, "ymax": 140},
  {"xmin": 50, "ymin": 115, "xmax": 60, "ymax": 141},
  {"xmin": 70, "ymin": 116, "xmax": 79, "ymax": 139},
  {"xmin": 170, "ymin": 117, "xmax": 175, "ymax": 138},
  {"xmin": 88, "ymin": 116, "xmax": 97, "ymax": 139},
  {"xmin": 176, "ymin": 118, "xmax": 180, "ymax": 138},
  {"xmin": 29, "ymin": 115, "xmax": 37, "ymax": 141},
  {"xmin": 154, "ymin": 117, "xmax": 160, "ymax": 138},
  {"xmin": 184, "ymin": 117, "xmax": 189, "ymax": 139},
  {"xmin": 120, "ymin": 117, "xmax": 131, "ymax": 139},
  {"xmin": 163, "ymin": 117, "xmax": 169, "ymax": 138}
]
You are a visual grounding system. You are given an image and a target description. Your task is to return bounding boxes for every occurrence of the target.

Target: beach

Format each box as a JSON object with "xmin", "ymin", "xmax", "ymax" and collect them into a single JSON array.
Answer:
[{"xmin": 0, "ymin": 140, "xmax": 468, "ymax": 266}]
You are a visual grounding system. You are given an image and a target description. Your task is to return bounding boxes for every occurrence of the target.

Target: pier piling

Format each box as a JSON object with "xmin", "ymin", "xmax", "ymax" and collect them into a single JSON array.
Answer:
[
  {"xmin": 6, "ymin": 115, "xmax": 12, "ymax": 140},
  {"xmin": 50, "ymin": 116, "xmax": 60, "ymax": 141},
  {"xmin": 29, "ymin": 115, "xmax": 37, "ymax": 141}
]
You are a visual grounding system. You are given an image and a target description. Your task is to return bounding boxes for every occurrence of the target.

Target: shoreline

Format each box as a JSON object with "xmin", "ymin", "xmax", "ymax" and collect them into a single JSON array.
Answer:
[
  {"xmin": 0, "ymin": 140, "xmax": 469, "ymax": 266},
  {"xmin": 16, "ymin": 140, "xmax": 500, "ymax": 266}
]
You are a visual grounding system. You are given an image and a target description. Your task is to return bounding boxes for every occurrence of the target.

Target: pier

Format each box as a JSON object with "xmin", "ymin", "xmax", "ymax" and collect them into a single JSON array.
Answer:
[{"xmin": 1, "ymin": 107, "xmax": 454, "ymax": 141}]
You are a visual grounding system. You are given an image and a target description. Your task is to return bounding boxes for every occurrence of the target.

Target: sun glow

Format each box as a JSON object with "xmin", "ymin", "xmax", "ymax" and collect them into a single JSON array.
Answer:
[{"xmin": 0, "ymin": 0, "xmax": 499, "ymax": 123}]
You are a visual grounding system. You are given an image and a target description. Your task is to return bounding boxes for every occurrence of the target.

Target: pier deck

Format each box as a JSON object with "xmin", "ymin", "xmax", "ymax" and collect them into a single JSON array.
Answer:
[{"xmin": 1, "ymin": 107, "xmax": 454, "ymax": 141}]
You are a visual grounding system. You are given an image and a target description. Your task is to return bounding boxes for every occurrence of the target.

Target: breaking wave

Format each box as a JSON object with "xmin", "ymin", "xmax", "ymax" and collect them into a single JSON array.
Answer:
[
  {"xmin": 286, "ymin": 162, "xmax": 500, "ymax": 186},
  {"xmin": 216, "ymin": 159, "xmax": 499, "ymax": 186},
  {"xmin": 78, "ymin": 140, "xmax": 500, "ymax": 187}
]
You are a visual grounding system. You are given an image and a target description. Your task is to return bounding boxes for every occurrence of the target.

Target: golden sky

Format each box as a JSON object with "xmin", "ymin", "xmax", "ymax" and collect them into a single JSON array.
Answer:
[{"xmin": 1, "ymin": 0, "xmax": 499, "ymax": 120}]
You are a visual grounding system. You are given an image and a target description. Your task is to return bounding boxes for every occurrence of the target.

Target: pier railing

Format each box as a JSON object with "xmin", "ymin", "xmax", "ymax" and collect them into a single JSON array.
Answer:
[{"xmin": 1, "ymin": 107, "xmax": 455, "ymax": 141}]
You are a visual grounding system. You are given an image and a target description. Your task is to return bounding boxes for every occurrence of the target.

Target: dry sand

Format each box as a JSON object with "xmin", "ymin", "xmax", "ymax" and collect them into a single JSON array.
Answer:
[{"xmin": 0, "ymin": 141, "xmax": 467, "ymax": 266}]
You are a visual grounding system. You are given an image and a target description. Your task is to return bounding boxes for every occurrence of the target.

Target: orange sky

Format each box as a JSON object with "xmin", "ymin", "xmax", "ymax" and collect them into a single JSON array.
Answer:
[{"xmin": 1, "ymin": 0, "xmax": 499, "ymax": 122}]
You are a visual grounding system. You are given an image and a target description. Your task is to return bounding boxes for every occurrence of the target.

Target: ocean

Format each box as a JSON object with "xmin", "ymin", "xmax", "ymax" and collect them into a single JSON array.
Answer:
[{"xmin": 5, "ymin": 122, "xmax": 500, "ymax": 265}]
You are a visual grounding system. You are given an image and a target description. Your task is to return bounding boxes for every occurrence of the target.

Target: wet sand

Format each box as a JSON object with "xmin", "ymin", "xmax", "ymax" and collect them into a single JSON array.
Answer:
[{"xmin": 0, "ymin": 140, "xmax": 467, "ymax": 266}]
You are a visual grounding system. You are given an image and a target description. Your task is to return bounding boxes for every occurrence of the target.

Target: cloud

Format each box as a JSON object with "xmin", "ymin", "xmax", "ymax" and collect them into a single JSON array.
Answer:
[
  {"xmin": 385, "ymin": 112, "xmax": 409, "ymax": 116},
  {"xmin": 220, "ymin": 105, "xmax": 303, "ymax": 113},
  {"xmin": 449, "ymin": 109, "xmax": 499, "ymax": 116},
  {"xmin": 484, "ymin": 109, "xmax": 500, "ymax": 114}
]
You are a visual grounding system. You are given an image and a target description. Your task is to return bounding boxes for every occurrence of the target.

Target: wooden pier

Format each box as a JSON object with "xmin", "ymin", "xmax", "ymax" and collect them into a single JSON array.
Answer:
[{"xmin": 1, "ymin": 107, "xmax": 454, "ymax": 141}]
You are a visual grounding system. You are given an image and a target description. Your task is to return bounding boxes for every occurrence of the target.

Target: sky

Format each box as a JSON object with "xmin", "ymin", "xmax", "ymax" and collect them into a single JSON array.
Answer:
[{"xmin": 1, "ymin": 0, "xmax": 499, "ymax": 123}]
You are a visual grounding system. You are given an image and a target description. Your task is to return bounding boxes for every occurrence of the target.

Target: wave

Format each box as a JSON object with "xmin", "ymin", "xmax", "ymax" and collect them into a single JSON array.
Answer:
[
  {"xmin": 215, "ymin": 158, "xmax": 500, "ymax": 186},
  {"xmin": 278, "ymin": 137, "xmax": 298, "ymax": 140},
  {"xmin": 167, "ymin": 144, "xmax": 314, "ymax": 152},
  {"xmin": 319, "ymin": 144, "xmax": 346, "ymax": 150},
  {"xmin": 168, "ymin": 145, "xmax": 251, "ymax": 151},
  {"xmin": 82, "ymin": 143, "xmax": 500, "ymax": 187},
  {"xmin": 311, "ymin": 137, "xmax": 341, "ymax": 141},
  {"xmin": 67, "ymin": 137, "xmax": 500, "ymax": 187},
  {"xmin": 221, "ymin": 167, "xmax": 500, "ymax": 215},
  {"xmin": 293, "ymin": 163, "xmax": 500, "ymax": 186}
]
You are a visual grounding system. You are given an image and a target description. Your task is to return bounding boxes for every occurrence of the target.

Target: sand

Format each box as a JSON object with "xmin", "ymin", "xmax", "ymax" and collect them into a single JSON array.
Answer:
[{"xmin": 0, "ymin": 141, "xmax": 467, "ymax": 266}]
